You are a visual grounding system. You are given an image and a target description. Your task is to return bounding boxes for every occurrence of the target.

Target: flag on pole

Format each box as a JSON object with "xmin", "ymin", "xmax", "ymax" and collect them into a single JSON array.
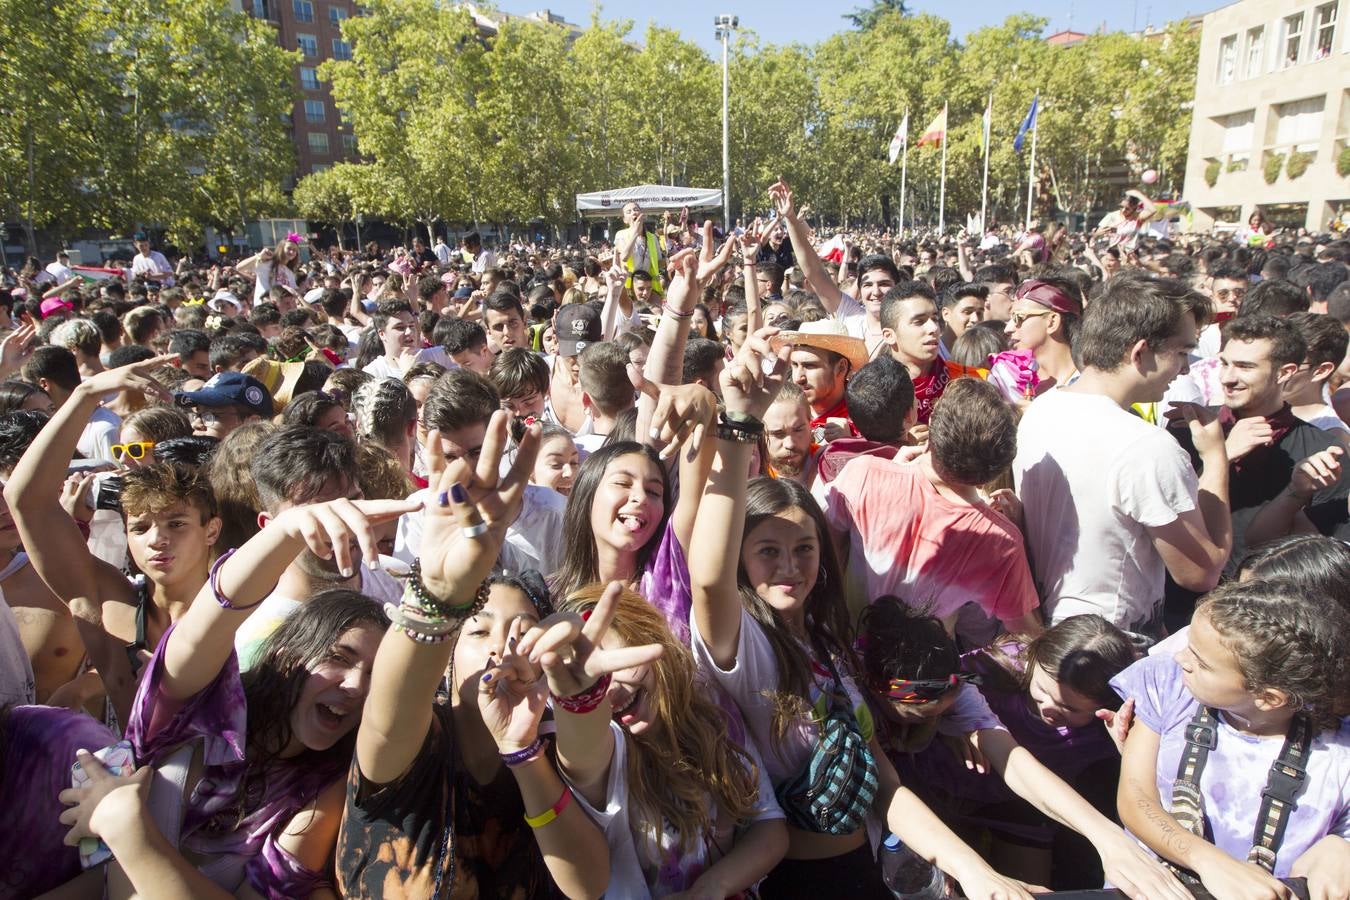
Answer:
[
  {"xmin": 980, "ymin": 95, "xmax": 992, "ymax": 155},
  {"xmin": 1013, "ymin": 94, "xmax": 1039, "ymax": 153},
  {"xmin": 887, "ymin": 111, "xmax": 909, "ymax": 165},
  {"xmin": 916, "ymin": 107, "xmax": 947, "ymax": 148}
]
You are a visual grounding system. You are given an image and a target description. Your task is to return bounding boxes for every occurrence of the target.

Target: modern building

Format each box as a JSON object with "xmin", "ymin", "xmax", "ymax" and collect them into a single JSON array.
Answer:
[
  {"xmin": 237, "ymin": 0, "xmax": 360, "ymax": 183},
  {"xmin": 1182, "ymin": 0, "xmax": 1350, "ymax": 232}
]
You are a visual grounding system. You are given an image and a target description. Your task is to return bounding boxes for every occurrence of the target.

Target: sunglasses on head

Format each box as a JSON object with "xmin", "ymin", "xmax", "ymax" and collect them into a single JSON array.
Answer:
[
  {"xmin": 111, "ymin": 440, "xmax": 155, "ymax": 461},
  {"xmin": 882, "ymin": 672, "xmax": 981, "ymax": 704}
]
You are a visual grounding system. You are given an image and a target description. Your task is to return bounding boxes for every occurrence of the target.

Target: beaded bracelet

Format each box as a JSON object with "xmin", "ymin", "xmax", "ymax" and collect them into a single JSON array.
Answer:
[
  {"xmin": 210, "ymin": 548, "xmax": 266, "ymax": 611},
  {"xmin": 500, "ymin": 737, "xmax": 545, "ymax": 767},
  {"xmin": 406, "ymin": 559, "xmax": 488, "ymax": 619},
  {"xmin": 715, "ymin": 424, "xmax": 761, "ymax": 444},
  {"xmin": 552, "ymin": 673, "xmax": 612, "ymax": 715},
  {"xmin": 384, "ymin": 602, "xmax": 461, "ymax": 644}
]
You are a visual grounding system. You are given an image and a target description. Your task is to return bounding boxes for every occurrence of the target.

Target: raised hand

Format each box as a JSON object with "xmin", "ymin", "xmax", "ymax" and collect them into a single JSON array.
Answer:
[
  {"xmin": 478, "ymin": 615, "xmax": 548, "ymax": 753},
  {"xmin": 769, "ymin": 178, "xmax": 796, "ymax": 221},
  {"xmin": 420, "ymin": 411, "xmax": 541, "ymax": 603},
  {"xmin": 696, "ymin": 221, "xmax": 736, "ymax": 282},
  {"xmin": 274, "ymin": 497, "xmax": 422, "ymax": 579},
  {"xmin": 515, "ymin": 581, "xmax": 663, "ymax": 704},
  {"xmin": 0, "ymin": 323, "xmax": 37, "ymax": 378},
  {"xmin": 720, "ymin": 326, "xmax": 790, "ymax": 421},
  {"xmin": 80, "ymin": 353, "xmax": 180, "ymax": 403},
  {"xmin": 629, "ymin": 364, "xmax": 717, "ymax": 460},
  {"xmin": 1289, "ymin": 445, "xmax": 1344, "ymax": 500}
]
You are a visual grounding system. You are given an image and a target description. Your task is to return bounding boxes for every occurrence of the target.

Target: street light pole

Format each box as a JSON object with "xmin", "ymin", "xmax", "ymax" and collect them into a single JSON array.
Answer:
[{"xmin": 715, "ymin": 15, "xmax": 738, "ymax": 234}]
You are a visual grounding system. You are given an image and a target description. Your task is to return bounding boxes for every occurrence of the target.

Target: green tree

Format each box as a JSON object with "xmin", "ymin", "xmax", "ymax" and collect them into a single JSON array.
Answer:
[{"xmin": 844, "ymin": 0, "xmax": 910, "ymax": 30}]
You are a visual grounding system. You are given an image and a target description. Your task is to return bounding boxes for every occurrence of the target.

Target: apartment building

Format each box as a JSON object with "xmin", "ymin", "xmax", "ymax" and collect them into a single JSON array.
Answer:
[
  {"xmin": 1182, "ymin": 0, "xmax": 1349, "ymax": 232},
  {"xmin": 238, "ymin": 0, "xmax": 360, "ymax": 182}
]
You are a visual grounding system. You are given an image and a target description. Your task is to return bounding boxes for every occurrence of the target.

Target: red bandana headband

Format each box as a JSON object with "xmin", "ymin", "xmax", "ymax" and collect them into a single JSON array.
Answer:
[{"xmin": 1016, "ymin": 279, "xmax": 1082, "ymax": 317}]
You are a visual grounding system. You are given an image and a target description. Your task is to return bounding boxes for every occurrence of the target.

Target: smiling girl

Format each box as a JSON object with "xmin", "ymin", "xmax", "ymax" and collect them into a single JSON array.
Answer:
[{"xmin": 1115, "ymin": 580, "xmax": 1350, "ymax": 900}]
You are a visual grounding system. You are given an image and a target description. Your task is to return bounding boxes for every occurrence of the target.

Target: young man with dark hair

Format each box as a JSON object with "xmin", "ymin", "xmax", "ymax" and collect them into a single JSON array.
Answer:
[
  {"xmin": 1237, "ymin": 278, "xmax": 1308, "ymax": 319},
  {"xmin": 629, "ymin": 268, "xmax": 656, "ymax": 306},
  {"xmin": 1173, "ymin": 314, "xmax": 1350, "ymax": 570},
  {"xmin": 545, "ymin": 303, "xmax": 601, "ymax": 433},
  {"xmin": 938, "ymin": 283, "xmax": 988, "ymax": 359},
  {"xmin": 233, "ymin": 424, "xmax": 407, "ymax": 669},
  {"xmin": 397, "ymin": 370, "xmax": 565, "ymax": 575},
  {"xmin": 1283, "ymin": 312, "xmax": 1350, "ymax": 434},
  {"xmin": 753, "ymin": 261, "xmax": 785, "ymax": 302},
  {"xmin": 1196, "ymin": 263, "xmax": 1249, "ymax": 357},
  {"xmin": 811, "ymin": 353, "xmax": 915, "ymax": 497},
  {"xmin": 1294, "ymin": 260, "xmax": 1349, "ymax": 314},
  {"xmin": 168, "ymin": 329, "xmax": 212, "ymax": 380},
  {"xmin": 435, "ymin": 317, "xmax": 494, "ymax": 374},
  {"xmin": 822, "ymin": 377, "xmax": 1042, "ymax": 636},
  {"xmin": 249, "ymin": 302, "xmax": 282, "ymax": 340},
  {"xmin": 1015, "ymin": 273, "xmax": 1231, "ymax": 639},
  {"xmin": 780, "ymin": 319, "xmax": 869, "ymax": 441},
  {"xmin": 975, "ymin": 262, "xmax": 1018, "ymax": 321},
  {"xmin": 489, "ymin": 347, "xmax": 550, "ymax": 426},
  {"xmin": 576, "ymin": 341, "xmax": 636, "ymax": 454},
  {"xmin": 880, "ymin": 281, "xmax": 983, "ymax": 428},
  {"xmin": 23, "ymin": 345, "xmax": 122, "ymax": 462},
  {"xmin": 5, "ymin": 357, "xmax": 223, "ymax": 725},
  {"xmin": 208, "ymin": 334, "xmax": 262, "ymax": 374},
  {"xmin": 681, "ymin": 337, "xmax": 725, "ymax": 396},
  {"xmin": 364, "ymin": 299, "xmax": 452, "ymax": 379},
  {"xmin": 483, "ymin": 291, "xmax": 529, "ymax": 352}
]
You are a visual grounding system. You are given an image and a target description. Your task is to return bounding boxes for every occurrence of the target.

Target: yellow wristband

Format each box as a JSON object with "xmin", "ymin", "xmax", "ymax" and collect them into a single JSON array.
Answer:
[{"xmin": 523, "ymin": 786, "xmax": 572, "ymax": 828}]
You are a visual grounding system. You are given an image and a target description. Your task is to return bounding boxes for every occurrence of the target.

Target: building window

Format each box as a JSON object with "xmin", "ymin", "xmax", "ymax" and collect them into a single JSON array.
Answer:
[
  {"xmin": 293, "ymin": 0, "xmax": 314, "ymax": 23},
  {"xmin": 312, "ymin": 163, "xmax": 331, "ymax": 174},
  {"xmin": 251, "ymin": 0, "xmax": 271, "ymax": 18},
  {"xmin": 342, "ymin": 134, "xmax": 357, "ymax": 156},
  {"xmin": 299, "ymin": 67, "xmax": 319, "ymax": 90},
  {"xmin": 1274, "ymin": 96, "xmax": 1326, "ymax": 154},
  {"xmin": 1281, "ymin": 13, "xmax": 1305, "ymax": 68},
  {"xmin": 1216, "ymin": 34, "xmax": 1237, "ymax": 84},
  {"xmin": 330, "ymin": 6, "xmax": 348, "ymax": 26},
  {"xmin": 1243, "ymin": 26, "xmax": 1264, "ymax": 78},
  {"xmin": 304, "ymin": 99, "xmax": 326, "ymax": 124},
  {"xmin": 297, "ymin": 34, "xmax": 318, "ymax": 57},
  {"xmin": 332, "ymin": 38, "xmax": 352, "ymax": 60},
  {"xmin": 308, "ymin": 132, "xmax": 330, "ymax": 155},
  {"xmin": 1314, "ymin": 3, "xmax": 1338, "ymax": 60},
  {"xmin": 1218, "ymin": 109, "xmax": 1255, "ymax": 170}
]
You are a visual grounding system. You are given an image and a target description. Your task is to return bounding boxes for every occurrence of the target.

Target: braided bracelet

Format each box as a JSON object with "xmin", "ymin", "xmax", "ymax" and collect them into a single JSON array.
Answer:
[
  {"xmin": 385, "ymin": 603, "xmax": 458, "ymax": 644},
  {"xmin": 406, "ymin": 559, "xmax": 487, "ymax": 618},
  {"xmin": 552, "ymin": 673, "xmax": 612, "ymax": 715},
  {"xmin": 500, "ymin": 737, "xmax": 545, "ymax": 767},
  {"xmin": 662, "ymin": 303, "xmax": 693, "ymax": 320},
  {"xmin": 210, "ymin": 549, "xmax": 266, "ymax": 611}
]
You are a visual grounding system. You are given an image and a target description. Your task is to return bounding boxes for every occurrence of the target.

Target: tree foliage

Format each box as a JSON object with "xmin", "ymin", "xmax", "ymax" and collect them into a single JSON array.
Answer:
[{"xmin": 0, "ymin": 0, "xmax": 296, "ymax": 249}]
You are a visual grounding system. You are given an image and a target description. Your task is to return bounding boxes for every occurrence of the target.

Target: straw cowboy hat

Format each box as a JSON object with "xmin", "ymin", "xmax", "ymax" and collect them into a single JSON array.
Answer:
[{"xmin": 779, "ymin": 318, "xmax": 870, "ymax": 374}]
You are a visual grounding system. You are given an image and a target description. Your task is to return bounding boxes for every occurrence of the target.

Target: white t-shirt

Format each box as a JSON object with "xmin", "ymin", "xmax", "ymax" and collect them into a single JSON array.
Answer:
[
  {"xmin": 395, "ymin": 484, "xmax": 566, "ymax": 577},
  {"xmin": 131, "ymin": 251, "xmax": 174, "ymax": 284},
  {"xmin": 1013, "ymin": 390, "xmax": 1199, "ymax": 629},
  {"xmin": 570, "ymin": 719, "xmax": 783, "ymax": 897},
  {"xmin": 833, "ymin": 292, "xmax": 886, "ymax": 357},
  {"xmin": 471, "ymin": 249, "xmax": 498, "ymax": 275},
  {"xmin": 78, "ymin": 405, "xmax": 122, "ymax": 464},
  {"xmin": 362, "ymin": 346, "xmax": 453, "ymax": 380},
  {"xmin": 46, "ymin": 261, "xmax": 74, "ymax": 283}
]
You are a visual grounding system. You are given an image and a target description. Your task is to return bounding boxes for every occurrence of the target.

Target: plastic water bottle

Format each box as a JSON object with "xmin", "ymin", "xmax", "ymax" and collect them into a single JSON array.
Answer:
[{"xmin": 879, "ymin": 833, "xmax": 949, "ymax": 899}]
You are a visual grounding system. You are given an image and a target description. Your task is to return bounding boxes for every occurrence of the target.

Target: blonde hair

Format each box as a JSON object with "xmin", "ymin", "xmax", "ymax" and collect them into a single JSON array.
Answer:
[{"xmin": 562, "ymin": 584, "xmax": 759, "ymax": 852}]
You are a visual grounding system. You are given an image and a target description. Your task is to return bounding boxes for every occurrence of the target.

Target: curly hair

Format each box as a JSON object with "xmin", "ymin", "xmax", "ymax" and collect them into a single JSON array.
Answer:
[
  {"xmin": 562, "ymin": 584, "xmax": 758, "ymax": 853},
  {"xmin": 121, "ymin": 461, "xmax": 217, "ymax": 522},
  {"xmin": 1199, "ymin": 579, "xmax": 1347, "ymax": 730}
]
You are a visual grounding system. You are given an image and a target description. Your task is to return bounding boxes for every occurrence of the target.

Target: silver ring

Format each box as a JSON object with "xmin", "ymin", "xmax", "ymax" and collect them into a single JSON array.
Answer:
[{"xmin": 461, "ymin": 521, "xmax": 489, "ymax": 539}]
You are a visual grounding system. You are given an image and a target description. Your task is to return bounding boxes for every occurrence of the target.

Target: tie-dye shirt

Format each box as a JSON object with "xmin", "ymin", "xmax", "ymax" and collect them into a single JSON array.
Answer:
[
  {"xmin": 1110, "ymin": 652, "xmax": 1350, "ymax": 876},
  {"xmin": 125, "ymin": 624, "xmax": 337, "ymax": 899}
]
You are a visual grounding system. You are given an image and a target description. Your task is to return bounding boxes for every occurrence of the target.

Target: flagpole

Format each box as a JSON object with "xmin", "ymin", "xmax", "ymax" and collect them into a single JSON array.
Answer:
[
  {"xmin": 899, "ymin": 112, "xmax": 908, "ymax": 236},
  {"xmin": 980, "ymin": 94, "xmax": 991, "ymax": 234},
  {"xmin": 1024, "ymin": 93, "xmax": 1039, "ymax": 231},
  {"xmin": 938, "ymin": 102, "xmax": 948, "ymax": 233}
]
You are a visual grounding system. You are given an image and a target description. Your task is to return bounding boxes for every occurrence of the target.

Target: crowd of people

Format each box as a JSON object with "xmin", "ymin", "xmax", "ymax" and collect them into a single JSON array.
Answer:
[{"xmin": 0, "ymin": 179, "xmax": 1347, "ymax": 900}]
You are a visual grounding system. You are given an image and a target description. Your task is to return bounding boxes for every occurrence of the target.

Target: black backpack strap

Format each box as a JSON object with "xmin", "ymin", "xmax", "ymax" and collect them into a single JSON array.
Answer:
[{"xmin": 1247, "ymin": 714, "xmax": 1315, "ymax": 872}]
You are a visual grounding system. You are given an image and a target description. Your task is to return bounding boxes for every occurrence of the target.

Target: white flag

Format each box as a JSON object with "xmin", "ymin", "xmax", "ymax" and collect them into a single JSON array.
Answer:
[{"xmin": 888, "ymin": 112, "xmax": 909, "ymax": 165}]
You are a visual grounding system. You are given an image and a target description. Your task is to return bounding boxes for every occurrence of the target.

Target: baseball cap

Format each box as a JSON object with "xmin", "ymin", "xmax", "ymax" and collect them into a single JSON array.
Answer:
[
  {"xmin": 174, "ymin": 372, "xmax": 274, "ymax": 419},
  {"xmin": 133, "ymin": 231, "xmax": 147, "ymax": 241},
  {"xmin": 555, "ymin": 304, "xmax": 602, "ymax": 357},
  {"xmin": 39, "ymin": 298, "xmax": 74, "ymax": 319},
  {"xmin": 303, "ymin": 287, "xmax": 326, "ymax": 304}
]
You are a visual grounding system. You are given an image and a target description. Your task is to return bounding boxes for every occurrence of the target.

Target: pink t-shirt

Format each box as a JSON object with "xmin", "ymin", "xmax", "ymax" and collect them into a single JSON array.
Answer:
[{"xmin": 822, "ymin": 457, "xmax": 1039, "ymax": 624}]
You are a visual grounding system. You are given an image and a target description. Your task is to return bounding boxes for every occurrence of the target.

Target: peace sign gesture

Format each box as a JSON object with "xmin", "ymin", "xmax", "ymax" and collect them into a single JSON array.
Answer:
[
  {"xmin": 420, "ymin": 410, "xmax": 541, "ymax": 605},
  {"xmin": 80, "ymin": 352, "xmax": 179, "ymax": 403},
  {"xmin": 514, "ymin": 581, "xmax": 664, "ymax": 706}
]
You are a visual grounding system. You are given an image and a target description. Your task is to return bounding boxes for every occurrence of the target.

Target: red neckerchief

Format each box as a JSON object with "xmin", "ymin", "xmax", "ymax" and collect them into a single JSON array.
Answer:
[
  {"xmin": 912, "ymin": 359, "xmax": 951, "ymax": 424},
  {"xmin": 1218, "ymin": 404, "xmax": 1300, "ymax": 472},
  {"xmin": 810, "ymin": 397, "xmax": 859, "ymax": 437}
]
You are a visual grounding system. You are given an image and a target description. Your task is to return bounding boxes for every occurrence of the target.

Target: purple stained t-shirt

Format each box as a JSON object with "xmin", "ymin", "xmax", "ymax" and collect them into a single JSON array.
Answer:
[
  {"xmin": 638, "ymin": 520, "xmax": 692, "ymax": 643},
  {"xmin": 125, "ymin": 623, "xmax": 339, "ymax": 900},
  {"xmin": 1111, "ymin": 652, "xmax": 1350, "ymax": 876}
]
